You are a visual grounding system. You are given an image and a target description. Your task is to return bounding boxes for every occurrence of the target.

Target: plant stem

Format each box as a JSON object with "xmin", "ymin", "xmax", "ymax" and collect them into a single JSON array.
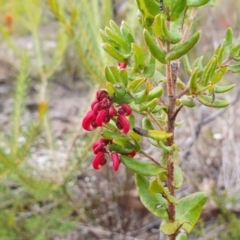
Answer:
[
  {"xmin": 140, "ymin": 150, "xmax": 165, "ymax": 169},
  {"xmin": 147, "ymin": 112, "xmax": 165, "ymax": 130}
]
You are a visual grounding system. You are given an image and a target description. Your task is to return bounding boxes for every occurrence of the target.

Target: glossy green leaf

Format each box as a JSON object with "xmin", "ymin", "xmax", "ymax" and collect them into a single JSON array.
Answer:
[
  {"xmin": 102, "ymin": 130, "xmax": 125, "ymax": 140},
  {"xmin": 147, "ymin": 86, "xmax": 163, "ymax": 101},
  {"xmin": 175, "ymin": 192, "xmax": 207, "ymax": 233},
  {"xmin": 181, "ymin": 96, "xmax": 196, "ymax": 108},
  {"xmin": 166, "ymin": 31, "xmax": 201, "ymax": 61},
  {"xmin": 134, "ymin": 88, "xmax": 149, "ymax": 104},
  {"xmin": 189, "ymin": 67, "xmax": 199, "ymax": 94},
  {"xmin": 153, "ymin": 14, "xmax": 166, "ymax": 40},
  {"xmin": 224, "ymin": 27, "xmax": 233, "ymax": 56},
  {"xmin": 197, "ymin": 94, "xmax": 229, "ymax": 108},
  {"xmin": 119, "ymin": 69, "xmax": 128, "ymax": 87},
  {"xmin": 187, "ymin": 0, "xmax": 210, "ymax": 7},
  {"xmin": 183, "ymin": 55, "xmax": 192, "ymax": 76},
  {"xmin": 132, "ymin": 43, "xmax": 145, "ymax": 71},
  {"xmin": 160, "ymin": 220, "xmax": 184, "ymax": 235},
  {"xmin": 174, "ymin": 164, "xmax": 184, "ymax": 189},
  {"xmin": 230, "ymin": 64, "xmax": 240, "ymax": 73},
  {"xmin": 161, "ymin": 14, "xmax": 182, "ymax": 44},
  {"xmin": 121, "ymin": 156, "xmax": 166, "ymax": 176},
  {"xmin": 105, "ymin": 82, "xmax": 115, "ymax": 94},
  {"xmin": 142, "ymin": 117, "xmax": 154, "ymax": 130},
  {"xmin": 140, "ymin": 98, "xmax": 159, "ymax": 112},
  {"xmin": 214, "ymin": 84, "xmax": 235, "ymax": 93},
  {"xmin": 142, "ymin": 0, "xmax": 160, "ymax": 16},
  {"xmin": 176, "ymin": 232, "xmax": 188, "ymax": 240},
  {"xmin": 105, "ymin": 27, "xmax": 130, "ymax": 52},
  {"xmin": 120, "ymin": 21, "xmax": 135, "ymax": 43},
  {"xmin": 149, "ymin": 178, "xmax": 178, "ymax": 204},
  {"xmin": 201, "ymin": 55, "xmax": 218, "ymax": 86},
  {"xmin": 128, "ymin": 77, "xmax": 146, "ymax": 92},
  {"xmin": 135, "ymin": 174, "xmax": 169, "ymax": 219},
  {"xmin": 148, "ymin": 130, "xmax": 172, "ymax": 140},
  {"xmin": 143, "ymin": 55, "xmax": 156, "ymax": 77},
  {"xmin": 230, "ymin": 39, "xmax": 240, "ymax": 56},
  {"xmin": 136, "ymin": 0, "xmax": 155, "ymax": 26},
  {"xmin": 101, "ymin": 43, "xmax": 130, "ymax": 62},
  {"xmin": 109, "ymin": 143, "xmax": 136, "ymax": 154},
  {"xmin": 170, "ymin": 0, "xmax": 187, "ymax": 22},
  {"xmin": 144, "ymin": 29, "xmax": 168, "ymax": 64}
]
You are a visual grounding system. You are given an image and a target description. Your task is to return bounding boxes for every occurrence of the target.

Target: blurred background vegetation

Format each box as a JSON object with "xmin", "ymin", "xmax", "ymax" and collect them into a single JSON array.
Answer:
[{"xmin": 0, "ymin": 0, "xmax": 239, "ymax": 239}]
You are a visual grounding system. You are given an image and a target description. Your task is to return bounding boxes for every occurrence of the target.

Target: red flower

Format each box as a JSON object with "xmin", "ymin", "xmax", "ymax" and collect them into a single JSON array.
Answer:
[
  {"xmin": 92, "ymin": 152, "xmax": 107, "ymax": 170},
  {"xmin": 96, "ymin": 110, "xmax": 110, "ymax": 126},
  {"xmin": 118, "ymin": 62, "xmax": 127, "ymax": 69},
  {"xmin": 82, "ymin": 110, "xmax": 97, "ymax": 131},
  {"xmin": 111, "ymin": 152, "xmax": 121, "ymax": 171},
  {"xmin": 118, "ymin": 104, "xmax": 132, "ymax": 116},
  {"xmin": 96, "ymin": 90, "xmax": 109, "ymax": 101},
  {"xmin": 116, "ymin": 115, "xmax": 130, "ymax": 133}
]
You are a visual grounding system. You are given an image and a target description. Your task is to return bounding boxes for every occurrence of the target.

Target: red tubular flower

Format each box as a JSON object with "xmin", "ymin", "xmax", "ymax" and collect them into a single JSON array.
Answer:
[
  {"xmin": 109, "ymin": 106, "xmax": 117, "ymax": 117},
  {"xmin": 92, "ymin": 152, "xmax": 107, "ymax": 170},
  {"xmin": 100, "ymin": 97, "xmax": 112, "ymax": 109},
  {"xmin": 116, "ymin": 115, "xmax": 130, "ymax": 133},
  {"xmin": 118, "ymin": 62, "xmax": 127, "ymax": 69},
  {"xmin": 91, "ymin": 100, "xmax": 100, "ymax": 113},
  {"xmin": 96, "ymin": 110, "xmax": 110, "ymax": 126},
  {"xmin": 118, "ymin": 104, "xmax": 132, "ymax": 116},
  {"xmin": 127, "ymin": 150, "xmax": 136, "ymax": 157},
  {"xmin": 111, "ymin": 152, "xmax": 121, "ymax": 171},
  {"xmin": 92, "ymin": 141, "xmax": 105, "ymax": 154},
  {"xmin": 96, "ymin": 90, "xmax": 109, "ymax": 101},
  {"xmin": 82, "ymin": 110, "xmax": 97, "ymax": 131}
]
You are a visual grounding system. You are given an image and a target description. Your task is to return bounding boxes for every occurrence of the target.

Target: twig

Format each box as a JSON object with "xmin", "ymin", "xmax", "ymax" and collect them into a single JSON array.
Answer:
[
  {"xmin": 140, "ymin": 150, "xmax": 165, "ymax": 169},
  {"xmin": 148, "ymin": 112, "xmax": 165, "ymax": 130}
]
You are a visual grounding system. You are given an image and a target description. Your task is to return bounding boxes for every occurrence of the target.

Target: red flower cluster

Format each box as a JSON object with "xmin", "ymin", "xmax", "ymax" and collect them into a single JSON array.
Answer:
[
  {"xmin": 82, "ymin": 90, "xmax": 132, "ymax": 133},
  {"xmin": 92, "ymin": 138, "xmax": 136, "ymax": 171},
  {"xmin": 92, "ymin": 139, "xmax": 120, "ymax": 171},
  {"xmin": 82, "ymin": 89, "xmax": 134, "ymax": 171}
]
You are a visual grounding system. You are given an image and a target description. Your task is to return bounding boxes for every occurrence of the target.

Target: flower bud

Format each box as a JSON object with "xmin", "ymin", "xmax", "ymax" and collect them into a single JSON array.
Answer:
[
  {"xmin": 118, "ymin": 104, "xmax": 132, "ymax": 116},
  {"xmin": 96, "ymin": 110, "xmax": 110, "ymax": 126},
  {"xmin": 116, "ymin": 115, "xmax": 130, "ymax": 133},
  {"xmin": 111, "ymin": 152, "xmax": 121, "ymax": 171},
  {"xmin": 96, "ymin": 90, "xmax": 109, "ymax": 101},
  {"xmin": 92, "ymin": 152, "xmax": 106, "ymax": 170},
  {"xmin": 82, "ymin": 110, "xmax": 97, "ymax": 131}
]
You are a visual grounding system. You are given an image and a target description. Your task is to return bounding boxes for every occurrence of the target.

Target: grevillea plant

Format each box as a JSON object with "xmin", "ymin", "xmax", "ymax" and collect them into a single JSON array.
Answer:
[{"xmin": 82, "ymin": 0, "xmax": 240, "ymax": 239}]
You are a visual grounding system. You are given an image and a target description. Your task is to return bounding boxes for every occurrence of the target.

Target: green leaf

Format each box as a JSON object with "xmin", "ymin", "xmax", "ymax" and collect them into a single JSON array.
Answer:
[
  {"xmin": 149, "ymin": 178, "xmax": 178, "ymax": 204},
  {"xmin": 136, "ymin": 0, "xmax": 155, "ymax": 26},
  {"xmin": 166, "ymin": 31, "xmax": 201, "ymax": 61},
  {"xmin": 214, "ymin": 84, "xmax": 235, "ymax": 93},
  {"xmin": 230, "ymin": 64, "xmax": 240, "ymax": 73},
  {"xmin": 176, "ymin": 233, "xmax": 188, "ymax": 240},
  {"xmin": 224, "ymin": 28, "xmax": 233, "ymax": 56},
  {"xmin": 160, "ymin": 220, "xmax": 184, "ymax": 235},
  {"xmin": 148, "ymin": 130, "xmax": 172, "ymax": 140},
  {"xmin": 187, "ymin": 0, "xmax": 210, "ymax": 7},
  {"xmin": 170, "ymin": 0, "xmax": 187, "ymax": 22},
  {"xmin": 142, "ymin": 0, "xmax": 160, "ymax": 16},
  {"xmin": 132, "ymin": 43, "xmax": 145, "ymax": 71},
  {"xmin": 175, "ymin": 192, "xmax": 207, "ymax": 233},
  {"xmin": 174, "ymin": 164, "xmax": 184, "ymax": 189},
  {"xmin": 135, "ymin": 174, "xmax": 169, "ymax": 220},
  {"xmin": 196, "ymin": 95, "xmax": 229, "ymax": 108},
  {"xmin": 201, "ymin": 55, "xmax": 218, "ymax": 86},
  {"xmin": 144, "ymin": 29, "xmax": 168, "ymax": 64},
  {"xmin": 121, "ymin": 155, "xmax": 166, "ymax": 176},
  {"xmin": 189, "ymin": 67, "xmax": 199, "ymax": 94},
  {"xmin": 128, "ymin": 77, "xmax": 146, "ymax": 92},
  {"xmin": 143, "ymin": 55, "xmax": 156, "ymax": 77}
]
